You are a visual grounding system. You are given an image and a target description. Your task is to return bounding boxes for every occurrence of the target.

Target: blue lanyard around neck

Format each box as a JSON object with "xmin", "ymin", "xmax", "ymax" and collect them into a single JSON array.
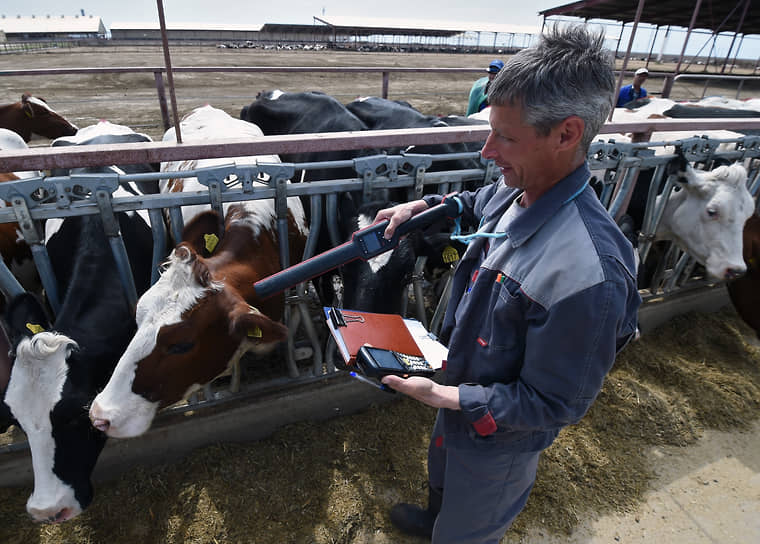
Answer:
[{"xmin": 450, "ymin": 178, "xmax": 590, "ymax": 244}]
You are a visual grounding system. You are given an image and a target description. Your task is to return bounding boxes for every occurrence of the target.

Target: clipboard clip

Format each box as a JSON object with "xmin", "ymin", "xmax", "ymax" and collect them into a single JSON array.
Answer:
[{"xmin": 329, "ymin": 307, "xmax": 364, "ymax": 328}]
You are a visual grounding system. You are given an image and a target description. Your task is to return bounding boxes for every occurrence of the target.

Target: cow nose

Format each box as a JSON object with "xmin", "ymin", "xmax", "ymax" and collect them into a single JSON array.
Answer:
[
  {"xmin": 28, "ymin": 505, "xmax": 73, "ymax": 524},
  {"xmin": 724, "ymin": 266, "xmax": 746, "ymax": 280},
  {"xmin": 89, "ymin": 402, "xmax": 110, "ymax": 432}
]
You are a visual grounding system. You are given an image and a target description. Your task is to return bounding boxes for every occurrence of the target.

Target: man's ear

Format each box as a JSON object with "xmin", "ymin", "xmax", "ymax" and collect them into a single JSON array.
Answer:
[{"xmin": 557, "ymin": 116, "xmax": 585, "ymax": 151}]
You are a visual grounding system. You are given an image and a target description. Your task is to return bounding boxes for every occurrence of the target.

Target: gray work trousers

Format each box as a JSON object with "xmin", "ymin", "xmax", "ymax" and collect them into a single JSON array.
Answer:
[{"xmin": 427, "ymin": 413, "xmax": 541, "ymax": 544}]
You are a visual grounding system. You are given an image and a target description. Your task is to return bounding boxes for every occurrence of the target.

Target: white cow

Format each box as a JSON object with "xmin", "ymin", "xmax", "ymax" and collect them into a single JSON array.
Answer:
[{"xmin": 655, "ymin": 160, "xmax": 753, "ymax": 281}]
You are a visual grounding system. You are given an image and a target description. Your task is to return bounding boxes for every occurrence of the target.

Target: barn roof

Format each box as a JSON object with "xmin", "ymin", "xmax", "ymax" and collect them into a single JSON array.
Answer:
[
  {"xmin": 311, "ymin": 16, "xmax": 539, "ymax": 37},
  {"xmin": 540, "ymin": 0, "xmax": 760, "ymax": 36},
  {"xmin": 0, "ymin": 14, "xmax": 105, "ymax": 34},
  {"xmin": 110, "ymin": 21, "xmax": 265, "ymax": 32}
]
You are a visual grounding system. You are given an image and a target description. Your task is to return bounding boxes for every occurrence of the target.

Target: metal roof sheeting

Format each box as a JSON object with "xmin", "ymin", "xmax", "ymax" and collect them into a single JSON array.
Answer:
[
  {"xmin": 0, "ymin": 15, "xmax": 105, "ymax": 34},
  {"xmin": 540, "ymin": 0, "xmax": 760, "ymax": 36}
]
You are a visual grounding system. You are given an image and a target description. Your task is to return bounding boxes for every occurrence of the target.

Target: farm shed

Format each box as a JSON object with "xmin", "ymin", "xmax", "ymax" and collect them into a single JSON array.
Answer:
[
  {"xmin": 0, "ymin": 14, "xmax": 106, "ymax": 41},
  {"xmin": 312, "ymin": 15, "xmax": 539, "ymax": 50},
  {"xmin": 110, "ymin": 21, "xmax": 265, "ymax": 42},
  {"xmin": 110, "ymin": 16, "xmax": 539, "ymax": 50}
]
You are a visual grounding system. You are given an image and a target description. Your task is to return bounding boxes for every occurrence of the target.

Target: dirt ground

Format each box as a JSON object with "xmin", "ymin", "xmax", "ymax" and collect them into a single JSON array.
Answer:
[
  {"xmin": 0, "ymin": 305, "xmax": 758, "ymax": 544},
  {"xmin": 0, "ymin": 45, "xmax": 759, "ymax": 544}
]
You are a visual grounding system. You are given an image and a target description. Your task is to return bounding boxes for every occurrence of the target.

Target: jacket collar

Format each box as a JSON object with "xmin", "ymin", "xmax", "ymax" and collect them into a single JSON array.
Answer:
[{"xmin": 483, "ymin": 162, "xmax": 592, "ymax": 248}]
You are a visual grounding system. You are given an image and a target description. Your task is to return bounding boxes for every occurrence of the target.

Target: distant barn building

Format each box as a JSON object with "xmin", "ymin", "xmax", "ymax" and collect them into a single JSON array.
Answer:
[
  {"xmin": 0, "ymin": 14, "xmax": 106, "ymax": 41},
  {"xmin": 110, "ymin": 22, "xmax": 265, "ymax": 42},
  {"xmin": 109, "ymin": 16, "xmax": 538, "ymax": 52}
]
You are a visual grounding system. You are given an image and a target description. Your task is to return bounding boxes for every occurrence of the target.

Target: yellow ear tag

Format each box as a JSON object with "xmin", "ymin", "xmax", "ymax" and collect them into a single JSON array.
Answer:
[
  {"xmin": 247, "ymin": 327, "xmax": 263, "ymax": 339},
  {"xmin": 442, "ymin": 245, "xmax": 460, "ymax": 264},
  {"xmin": 204, "ymin": 233, "xmax": 219, "ymax": 254},
  {"xmin": 26, "ymin": 323, "xmax": 45, "ymax": 334}
]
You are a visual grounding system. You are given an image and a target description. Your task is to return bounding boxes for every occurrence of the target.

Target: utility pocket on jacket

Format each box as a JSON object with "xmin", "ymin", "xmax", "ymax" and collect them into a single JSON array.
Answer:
[{"xmin": 477, "ymin": 281, "xmax": 525, "ymax": 352}]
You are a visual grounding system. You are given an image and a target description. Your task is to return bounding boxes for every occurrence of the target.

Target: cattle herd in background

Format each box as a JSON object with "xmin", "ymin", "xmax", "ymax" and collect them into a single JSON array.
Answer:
[{"xmin": 0, "ymin": 91, "xmax": 758, "ymax": 523}]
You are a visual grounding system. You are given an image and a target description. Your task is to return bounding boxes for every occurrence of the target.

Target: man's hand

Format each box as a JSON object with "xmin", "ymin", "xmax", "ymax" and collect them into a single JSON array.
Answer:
[
  {"xmin": 381, "ymin": 375, "xmax": 461, "ymax": 410},
  {"xmin": 374, "ymin": 200, "xmax": 430, "ymax": 239}
]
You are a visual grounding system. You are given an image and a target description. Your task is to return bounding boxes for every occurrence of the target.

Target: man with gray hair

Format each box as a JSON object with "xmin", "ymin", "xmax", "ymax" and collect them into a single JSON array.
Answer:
[{"xmin": 375, "ymin": 25, "xmax": 641, "ymax": 543}]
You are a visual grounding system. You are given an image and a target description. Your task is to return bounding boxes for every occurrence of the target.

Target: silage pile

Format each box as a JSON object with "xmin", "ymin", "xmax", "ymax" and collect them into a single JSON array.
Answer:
[{"xmin": 1, "ymin": 307, "xmax": 759, "ymax": 544}]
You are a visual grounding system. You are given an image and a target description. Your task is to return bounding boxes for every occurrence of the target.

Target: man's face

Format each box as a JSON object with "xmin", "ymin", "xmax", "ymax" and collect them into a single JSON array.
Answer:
[
  {"xmin": 634, "ymin": 72, "xmax": 648, "ymax": 86},
  {"xmin": 487, "ymin": 72, "xmax": 498, "ymax": 82},
  {"xmin": 481, "ymin": 103, "xmax": 554, "ymax": 191}
]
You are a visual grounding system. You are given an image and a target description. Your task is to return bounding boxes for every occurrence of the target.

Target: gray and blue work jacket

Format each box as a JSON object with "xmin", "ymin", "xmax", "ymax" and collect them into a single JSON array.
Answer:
[{"xmin": 423, "ymin": 163, "xmax": 641, "ymax": 453}]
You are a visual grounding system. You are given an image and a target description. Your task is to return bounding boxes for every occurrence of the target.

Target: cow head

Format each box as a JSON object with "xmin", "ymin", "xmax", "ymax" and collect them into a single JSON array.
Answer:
[
  {"xmin": 1, "ymin": 293, "xmax": 103, "ymax": 523},
  {"xmin": 19, "ymin": 94, "xmax": 78, "ymax": 141},
  {"xmin": 90, "ymin": 244, "xmax": 288, "ymax": 438},
  {"xmin": 657, "ymin": 160, "xmax": 754, "ymax": 280}
]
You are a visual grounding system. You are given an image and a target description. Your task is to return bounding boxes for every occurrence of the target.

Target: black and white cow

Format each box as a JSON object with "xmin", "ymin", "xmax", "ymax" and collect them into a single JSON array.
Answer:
[
  {"xmin": 241, "ymin": 90, "xmax": 374, "ymax": 183},
  {"xmin": 0, "ymin": 199, "xmax": 153, "ymax": 522},
  {"xmin": 240, "ymin": 92, "xmax": 483, "ymax": 313},
  {"xmin": 345, "ymin": 96, "xmax": 488, "ymax": 173}
]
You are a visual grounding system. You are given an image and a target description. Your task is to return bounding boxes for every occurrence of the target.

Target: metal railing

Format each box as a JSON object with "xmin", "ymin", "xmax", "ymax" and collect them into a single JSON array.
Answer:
[{"xmin": 662, "ymin": 73, "xmax": 760, "ymax": 100}]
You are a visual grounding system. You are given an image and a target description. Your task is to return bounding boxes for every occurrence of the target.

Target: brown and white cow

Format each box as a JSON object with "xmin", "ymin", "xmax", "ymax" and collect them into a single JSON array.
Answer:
[
  {"xmin": 0, "ymin": 94, "xmax": 78, "ymax": 142},
  {"xmin": 89, "ymin": 105, "xmax": 308, "ymax": 438}
]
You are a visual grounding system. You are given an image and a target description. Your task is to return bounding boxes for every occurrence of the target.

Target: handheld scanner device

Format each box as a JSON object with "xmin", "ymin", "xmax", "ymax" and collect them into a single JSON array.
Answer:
[{"xmin": 254, "ymin": 196, "xmax": 460, "ymax": 299}]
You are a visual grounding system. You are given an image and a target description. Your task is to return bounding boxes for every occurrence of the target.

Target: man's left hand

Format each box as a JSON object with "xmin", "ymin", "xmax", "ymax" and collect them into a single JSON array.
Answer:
[{"xmin": 381, "ymin": 375, "xmax": 461, "ymax": 410}]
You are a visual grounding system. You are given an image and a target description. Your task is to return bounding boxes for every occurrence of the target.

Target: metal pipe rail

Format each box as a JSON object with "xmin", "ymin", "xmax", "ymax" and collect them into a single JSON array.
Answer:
[
  {"xmin": 671, "ymin": 73, "xmax": 760, "ymax": 100},
  {"xmin": 4, "ymin": 119, "xmax": 760, "ymax": 174}
]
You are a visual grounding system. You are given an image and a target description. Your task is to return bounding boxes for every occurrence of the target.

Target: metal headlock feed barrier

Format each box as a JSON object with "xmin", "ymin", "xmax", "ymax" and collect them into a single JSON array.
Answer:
[{"xmin": 0, "ymin": 123, "xmax": 759, "ymax": 461}]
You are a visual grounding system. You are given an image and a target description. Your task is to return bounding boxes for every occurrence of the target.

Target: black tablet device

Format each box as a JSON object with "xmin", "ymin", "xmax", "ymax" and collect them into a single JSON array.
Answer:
[{"xmin": 356, "ymin": 345, "xmax": 436, "ymax": 378}]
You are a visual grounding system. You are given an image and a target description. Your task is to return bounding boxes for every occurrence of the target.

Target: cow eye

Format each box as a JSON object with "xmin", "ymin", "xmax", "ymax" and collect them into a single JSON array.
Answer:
[{"xmin": 166, "ymin": 342, "xmax": 194, "ymax": 355}]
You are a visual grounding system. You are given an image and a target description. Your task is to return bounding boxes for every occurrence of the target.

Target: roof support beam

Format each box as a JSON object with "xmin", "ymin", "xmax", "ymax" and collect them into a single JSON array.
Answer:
[
  {"xmin": 663, "ymin": 0, "xmax": 703, "ymax": 98},
  {"xmin": 721, "ymin": 0, "xmax": 751, "ymax": 74},
  {"xmin": 609, "ymin": 0, "xmax": 647, "ymax": 122},
  {"xmin": 645, "ymin": 25, "xmax": 660, "ymax": 68},
  {"xmin": 157, "ymin": 0, "xmax": 181, "ymax": 143}
]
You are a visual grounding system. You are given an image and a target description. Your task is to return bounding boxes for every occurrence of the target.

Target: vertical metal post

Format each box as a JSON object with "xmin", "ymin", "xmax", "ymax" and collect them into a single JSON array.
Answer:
[
  {"xmin": 673, "ymin": 0, "xmax": 704, "ymax": 75},
  {"xmin": 662, "ymin": 0, "xmax": 704, "ymax": 97},
  {"xmin": 721, "ymin": 0, "xmax": 750, "ymax": 74},
  {"xmin": 381, "ymin": 71, "xmax": 389, "ymax": 99},
  {"xmin": 610, "ymin": 0, "xmax": 647, "ymax": 121},
  {"xmin": 645, "ymin": 25, "xmax": 659, "ymax": 68},
  {"xmin": 156, "ymin": 0, "xmax": 182, "ymax": 143},
  {"xmin": 614, "ymin": 22, "xmax": 625, "ymax": 59},
  {"xmin": 153, "ymin": 70, "xmax": 171, "ymax": 131},
  {"xmin": 730, "ymin": 34, "xmax": 746, "ymax": 74}
]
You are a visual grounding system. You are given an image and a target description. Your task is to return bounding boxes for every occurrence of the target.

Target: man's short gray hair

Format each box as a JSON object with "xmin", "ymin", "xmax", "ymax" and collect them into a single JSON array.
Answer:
[{"xmin": 488, "ymin": 25, "xmax": 615, "ymax": 154}]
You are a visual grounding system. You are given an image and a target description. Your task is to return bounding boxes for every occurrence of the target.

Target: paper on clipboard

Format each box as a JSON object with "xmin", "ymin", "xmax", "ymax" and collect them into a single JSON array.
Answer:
[{"xmin": 403, "ymin": 319, "xmax": 448, "ymax": 370}]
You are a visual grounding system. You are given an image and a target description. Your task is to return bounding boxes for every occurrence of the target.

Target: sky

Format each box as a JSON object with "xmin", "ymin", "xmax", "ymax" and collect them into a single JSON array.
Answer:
[
  {"xmin": 3, "ymin": 1, "xmax": 759, "ymax": 60},
  {"xmin": 2, "ymin": 1, "xmax": 558, "ymax": 28}
]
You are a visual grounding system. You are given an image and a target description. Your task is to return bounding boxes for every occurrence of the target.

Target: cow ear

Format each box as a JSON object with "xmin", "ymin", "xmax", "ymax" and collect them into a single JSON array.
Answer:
[
  {"xmin": 21, "ymin": 101, "xmax": 34, "ymax": 118},
  {"xmin": 182, "ymin": 210, "xmax": 224, "ymax": 257},
  {"xmin": 4, "ymin": 293, "xmax": 52, "ymax": 344},
  {"xmin": 228, "ymin": 303, "xmax": 288, "ymax": 343},
  {"xmin": 21, "ymin": 93, "xmax": 31, "ymax": 103}
]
